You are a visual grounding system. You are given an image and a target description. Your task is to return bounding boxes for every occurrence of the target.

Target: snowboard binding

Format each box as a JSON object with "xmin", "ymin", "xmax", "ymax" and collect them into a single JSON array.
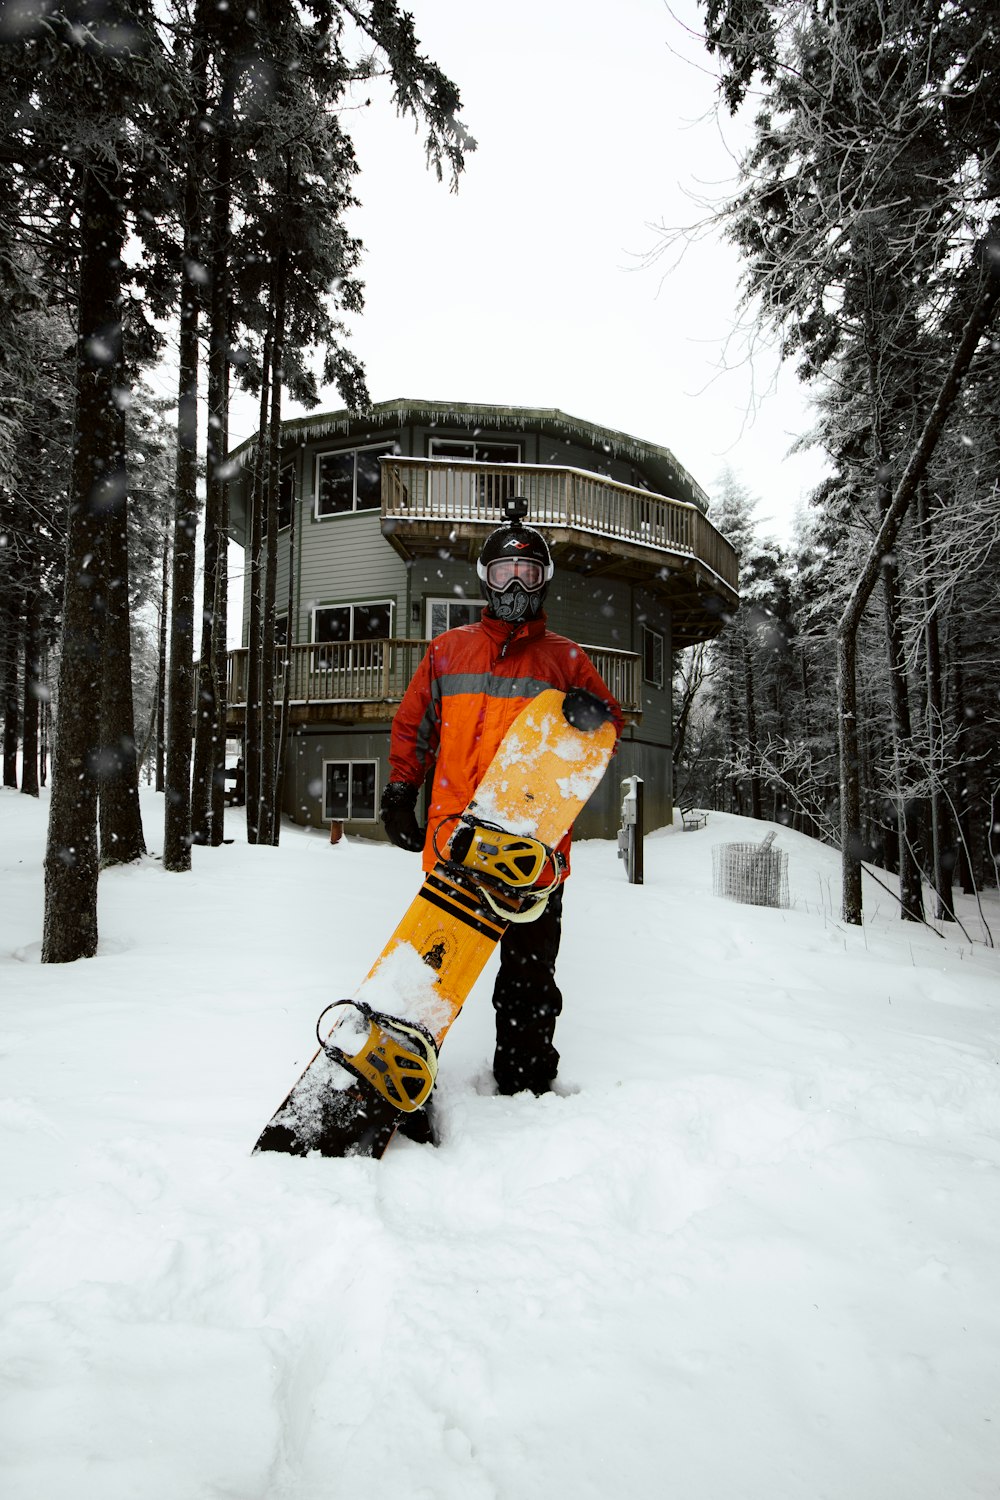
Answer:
[
  {"xmin": 435, "ymin": 816, "xmax": 565, "ymax": 923},
  {"xmin": 315, "ymin": 999, "xmax": 439, "ymax": 1113}
]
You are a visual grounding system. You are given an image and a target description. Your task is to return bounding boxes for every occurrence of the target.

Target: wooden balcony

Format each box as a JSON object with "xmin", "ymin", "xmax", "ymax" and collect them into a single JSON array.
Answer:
[
  {"xmin": 221, "ymin": 639, "xmax": 642, "ymax": 729},
  {"xmin": 380, "ymin": 457, "xmax": 738, "ymax": 646}
]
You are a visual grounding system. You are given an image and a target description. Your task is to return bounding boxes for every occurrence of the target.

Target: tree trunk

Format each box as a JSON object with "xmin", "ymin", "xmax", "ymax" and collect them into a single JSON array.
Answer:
[
  {"xmin": 916, "ymin": 486, "xmax": 955, "ymax": 919},
  {"xmin": 98, "ymin": 385, "xmax": 145, "ymax": 866},
  {"xmin": 3, "ymin": 588, "xmax": 20, "ymax": 788},
  {"xmin": 190, "ymin": 28, "xmax": 235, "ymax": 849},
  {"xmin": 39, "ymin": 660, "xmax": 49, "ymax": 788},
  {"xmin": 797, "ymin": 645, "xmax": 821, "ymax": 839},
  {"xmin": 191, "ymin": 486, "xmax": 220, "ymax": 849},
  {"xmin": 743, "ymin": 628, "xmax": 762, "ymax": 820},
  {"xmin": 950, "ymin": 622, "xmax": 975, "ymax": 894},
  {"xmin": 837, "ymin": 623, "xmax": 864, "ymax": 924},
  {"xmin": 209, "ymin": 354, "xmax": 231, "ymax": 846},
  {"xmin": 42, "ymin": 163, "xmax": 123, "ymax": 962},
  {"xmin": 190, "ymin": 277, "xmax": 224, "ymax": 844},
  {"xmin": 878, "ymin": 505, "xmax": 924, "ymax": 922},
  {"xmin": 244, "ymin": 318, "xmax": 272, "ymax": 844},
  {"xmin": 2, "ymin": 600, "xmax": 19, "ymax": 788},
  {"xmin": 258, "ymin": 247, "xmax": 287, "ymax": 847},
  {"xmin": 21, "ymin": 584, "xmax": 40, "ymax": 797},
  {"xmin": 163, "ymin": 158, "xmax": 203, "ymax": 871},
  {"xmin": 274, "ymin": 447, "xmax": 297, "ymax": 842},
  {"xmin": 724, "ymin": 636, "xmax": 742, "ymax": 813},
  {"xmin": 211, "ymin": 78, "xmax": 235, "ymax": 847},
  {"xmin": 155, "ymin": 521, "xmax": 168, "ymax": 793}
]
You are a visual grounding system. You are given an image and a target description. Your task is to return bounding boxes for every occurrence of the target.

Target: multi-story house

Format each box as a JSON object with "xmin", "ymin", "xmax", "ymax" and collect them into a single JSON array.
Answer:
[{"xmin": 226, "ymin": 398, "xmax": 738, "ymax": 840}]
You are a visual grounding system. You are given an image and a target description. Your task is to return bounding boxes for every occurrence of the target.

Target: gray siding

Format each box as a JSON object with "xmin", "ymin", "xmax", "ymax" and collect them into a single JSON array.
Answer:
[
  {"xmin": 297, "ymin": 511, "xmax": 408, "ymax": 643},
  {"xmin": 283, "ymin": 725, "xmax": 392, "ymax": 832},
  {"xmin": 238, "ymin": 449, "xmax": 404, "ymax": 646},
  {"xmin": 546, "ymin": 571, "xmax": 634, "ymax": 654}
]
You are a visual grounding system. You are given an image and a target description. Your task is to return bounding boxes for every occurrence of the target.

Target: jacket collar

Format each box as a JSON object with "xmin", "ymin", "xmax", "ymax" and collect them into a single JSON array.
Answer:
[{"xmin": 479, "ymin": 610, "xmax": 547, "ymax": 650}]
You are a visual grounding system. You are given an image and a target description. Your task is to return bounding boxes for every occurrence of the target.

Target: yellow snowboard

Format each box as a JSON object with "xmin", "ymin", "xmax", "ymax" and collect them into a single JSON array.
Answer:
[{"xmin": 253, "ymin": 687, "xmax": 617, "ymax": 1158}]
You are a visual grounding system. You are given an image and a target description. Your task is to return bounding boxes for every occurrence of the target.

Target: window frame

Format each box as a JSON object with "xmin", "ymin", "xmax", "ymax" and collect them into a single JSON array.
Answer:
[
  {"xmin": 427, "ymin": 437, "xmax": 522, "ymax": 464},
  {"xmin": 314, "ymin": 441, "xmax": 395, "ymax": 520},
  {"xmin": 322, "ymin": 758, "xmax": 379, "ymax": 823},
  {"xmin": 642, "ymin": 624, "xmax": 665, "ymax": 689},
  {"xmin": 311, "ymin": 599, "xmax": 395, "ymax": 646},
  {"xmin": 424, "ymin": 596, "xmax": 486, "ymax": 637}
]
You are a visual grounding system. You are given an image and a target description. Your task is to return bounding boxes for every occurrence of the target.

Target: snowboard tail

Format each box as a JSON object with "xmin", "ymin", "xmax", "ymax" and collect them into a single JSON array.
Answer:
[{"xmin": 253, "ymin": 688, "xmax": 616, "ymax": 1160}]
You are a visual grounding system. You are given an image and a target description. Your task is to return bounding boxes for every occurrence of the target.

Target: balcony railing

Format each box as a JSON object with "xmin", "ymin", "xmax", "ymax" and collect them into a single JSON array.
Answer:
[
  {"xmin": 226, "ymin": 639, "xmax": 426, "ymax": 706},
  {"xmin": 222, "ymin": 640, "xmax": 642, "ymax": 715},
  {"xmin": 381, "ymin": 456, "xmax": 738, "ymax": 594}
]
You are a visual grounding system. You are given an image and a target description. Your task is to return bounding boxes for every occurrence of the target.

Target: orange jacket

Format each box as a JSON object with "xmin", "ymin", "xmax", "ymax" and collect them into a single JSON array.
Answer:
[{"xmin": 389, "ymin": 612, "xmax": 623, "ymax": 875}]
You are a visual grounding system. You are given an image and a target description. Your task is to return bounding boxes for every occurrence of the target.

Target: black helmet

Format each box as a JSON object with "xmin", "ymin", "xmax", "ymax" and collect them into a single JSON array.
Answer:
[{"xmin": 476, "ymin": 496, "xmax": 554, "ymax": 623}]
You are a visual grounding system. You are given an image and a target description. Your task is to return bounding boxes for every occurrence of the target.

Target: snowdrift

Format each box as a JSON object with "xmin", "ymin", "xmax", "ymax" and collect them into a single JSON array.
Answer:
[{"xmin": 2, "ymin": 788, "xmax": 999, "ymax": 1499}]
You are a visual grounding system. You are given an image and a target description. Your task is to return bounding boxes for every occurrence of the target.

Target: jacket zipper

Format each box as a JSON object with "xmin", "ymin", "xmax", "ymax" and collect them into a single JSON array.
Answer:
[{"xmin": 497, "ymin": 626, "xmax": 520, "ymax": 661}]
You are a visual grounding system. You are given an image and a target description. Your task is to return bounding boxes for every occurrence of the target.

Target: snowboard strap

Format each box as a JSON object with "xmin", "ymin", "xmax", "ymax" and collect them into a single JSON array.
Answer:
[
  {"xmin": 483, "ymin": 888, "xmax": 551, "ymax": 924},
  {"xmin": 435, "ymin": 816, "xmax": 565, "ymax": 902},
  {"xmin": 316, "ymin": 1000, "xmax": 439, "ymax": 1113}
]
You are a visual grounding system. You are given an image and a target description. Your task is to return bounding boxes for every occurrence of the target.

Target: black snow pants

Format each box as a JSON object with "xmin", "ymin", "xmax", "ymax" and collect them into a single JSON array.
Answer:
[{"xmin": 491, "ymin": 884, "xmax": 564, "ymax": 1095}]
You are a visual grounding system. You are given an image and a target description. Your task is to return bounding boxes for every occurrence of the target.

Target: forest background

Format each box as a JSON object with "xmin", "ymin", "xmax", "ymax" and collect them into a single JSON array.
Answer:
[{"xmin": 1, "ymin": 0, "xmax": 998, "ymax": 961}]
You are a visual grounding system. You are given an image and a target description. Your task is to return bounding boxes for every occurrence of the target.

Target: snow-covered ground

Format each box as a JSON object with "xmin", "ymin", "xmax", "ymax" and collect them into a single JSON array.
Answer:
[{"xmin": 2, "ymin": 785, "xmax": 1000, "ymax": 1500}]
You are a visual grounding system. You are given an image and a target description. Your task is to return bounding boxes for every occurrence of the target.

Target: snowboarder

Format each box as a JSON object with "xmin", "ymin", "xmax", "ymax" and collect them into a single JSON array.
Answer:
[{"xmin": 381, "ymin": 497, "xmax": 623, "ymax": 1105}]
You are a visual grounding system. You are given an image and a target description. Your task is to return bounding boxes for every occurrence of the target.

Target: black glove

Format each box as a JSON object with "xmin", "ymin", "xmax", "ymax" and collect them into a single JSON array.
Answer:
[
  {"xmin": 380, "ymin": 781, "xmax": 425, "ymax": 852},
  {"xmin": 562, "ymin": 686, "xmax": 614, "ymax": 731}
]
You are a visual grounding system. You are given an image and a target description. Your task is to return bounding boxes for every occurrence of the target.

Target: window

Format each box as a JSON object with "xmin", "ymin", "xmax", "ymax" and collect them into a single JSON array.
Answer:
[
  {"xmin": 313, "ymin": 601, "xmax": 393, "ymax": 667},
  {"xmin": 428, "ymin": 438, "xmax": 521, "ymax": 464},
  {"xmin": 316, "ymin": 443, "xmax": 394, "ymax": 517},
  {"xmin": 642, "ymin": 625, "xmax": 665, "ymax": 689},
  {"xmin": 426, "ymin": 598, "xmax": 486, "ymax": 637},
  {"xmin": 314, "ymin": 602, "xmax": 392, "ymax": 646},
  {"xmin": 324, "ymin": 760, "xmax": 378, "ymax": 822},
  {"xmin": 428, "ymin": 439, "xmax": 521, "ymax": 511}
]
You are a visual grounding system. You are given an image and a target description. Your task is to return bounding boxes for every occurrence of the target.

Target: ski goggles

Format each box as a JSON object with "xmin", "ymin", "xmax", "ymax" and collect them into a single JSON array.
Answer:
[{"xmin": 484, "ymin": 557, "xmax": 547, "ymax": 592}]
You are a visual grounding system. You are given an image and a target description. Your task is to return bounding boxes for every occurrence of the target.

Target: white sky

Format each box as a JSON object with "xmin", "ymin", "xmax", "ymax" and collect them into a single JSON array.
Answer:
[{"xmin": 226, "ymin": 0, "xmax": 829, "ymax": 544}]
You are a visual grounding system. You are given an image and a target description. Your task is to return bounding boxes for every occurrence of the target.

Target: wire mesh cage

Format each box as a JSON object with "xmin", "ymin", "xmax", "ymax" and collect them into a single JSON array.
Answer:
[{"xmin": 712, "ymin": 832, "xmax": 789, "ymax": 909}]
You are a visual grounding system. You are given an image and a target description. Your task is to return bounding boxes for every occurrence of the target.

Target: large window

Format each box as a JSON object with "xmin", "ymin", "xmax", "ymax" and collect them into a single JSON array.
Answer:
[
  {"xmin": 426, "ymin": 598, "xmax": 485, "ymax": 637},
  {"xmin": 642, "ymin": 625, "xmax": 665, "ymax": 689},
  {"xmin": 314, "ymin": 601, "xmax": 392, "ymax": 646},
  {"xmin": 313, "ymin": 601, "xmax": 393, "ymax": 667},
  {"xmin": 324, "ymin": 760, "xmax": 378, "ymax": 822},
  {"xmin": 428, "ymin": 438, "xmax": 521, "ymax": 464},
  {"xmin": 316, "ymin": 443, "xmax": 394, "ymax": 517}
]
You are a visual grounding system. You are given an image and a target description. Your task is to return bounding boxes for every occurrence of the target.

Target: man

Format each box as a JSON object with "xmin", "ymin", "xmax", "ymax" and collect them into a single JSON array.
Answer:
[{"xmin": 380, "ymin": 497, "xmax": 623, "ymax": 1106}]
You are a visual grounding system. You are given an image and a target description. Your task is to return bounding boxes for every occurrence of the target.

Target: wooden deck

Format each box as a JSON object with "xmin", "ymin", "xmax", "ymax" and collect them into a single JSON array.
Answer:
[
  {"xmin": 380, "ymin": 457, "xmax": 738, "ymax": 645},
  {"xmin": 220, "ymin": 640, "xmax": 642, "ymax": 729}
]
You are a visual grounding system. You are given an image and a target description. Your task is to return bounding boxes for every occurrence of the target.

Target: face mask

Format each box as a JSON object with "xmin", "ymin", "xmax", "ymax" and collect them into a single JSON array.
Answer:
[{"xmin": 489, "ymin": 583, "xmax": 540, "ymax": 622}]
